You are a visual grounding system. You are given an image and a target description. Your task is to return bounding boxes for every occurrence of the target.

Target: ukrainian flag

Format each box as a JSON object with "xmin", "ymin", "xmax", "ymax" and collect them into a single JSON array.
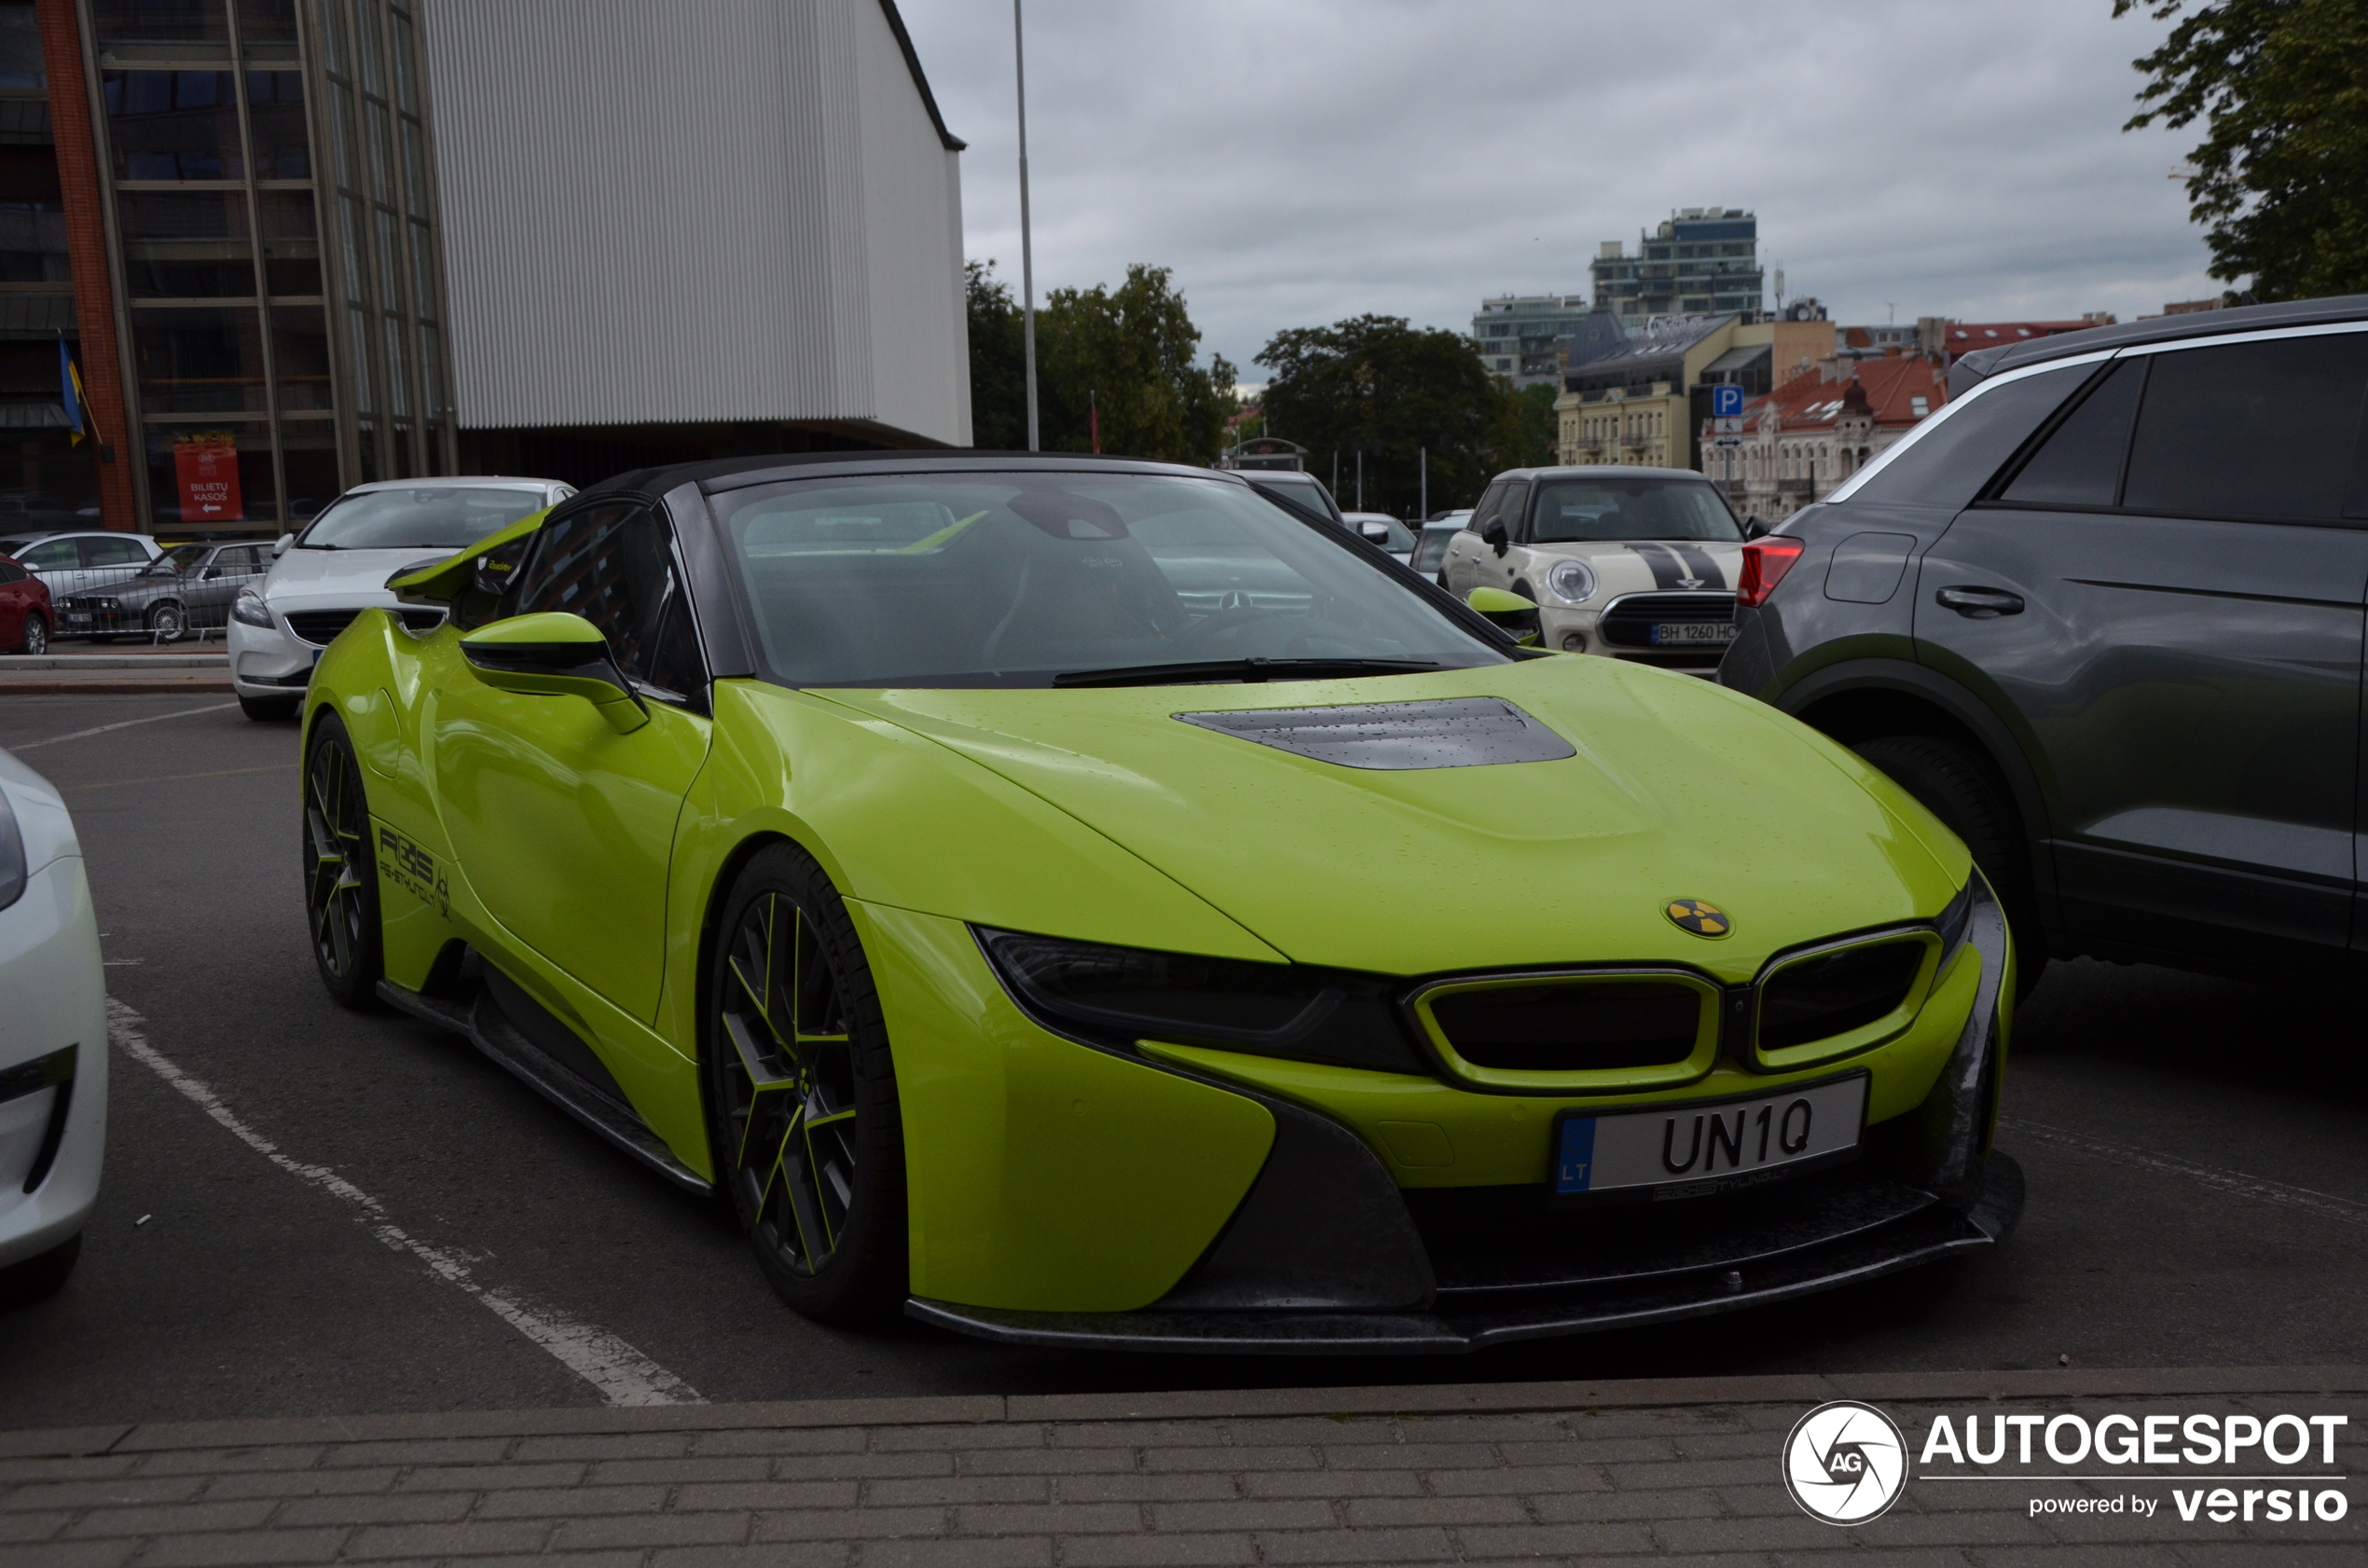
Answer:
[{"xmin": 58, "ymin": 333, "xmax": 87, "ymax": 446}]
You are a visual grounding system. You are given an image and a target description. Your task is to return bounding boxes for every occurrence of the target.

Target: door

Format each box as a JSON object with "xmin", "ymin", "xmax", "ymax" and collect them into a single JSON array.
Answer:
[
  {"xmin": 0, "ymin": 559, "xmax": 27, "ymax": 645},
  {"xmin": 80, "ymin": 533, "xmax": 151, "ymax": 599},
  {"xmin": 430, "ymin": 498, "xmax": 714, "ymax": 1024},
  {"xmin": 1440, "ymin": 480, "xmax": 1506, "ymax": 594},
  {"xmin": 15, "ymin": 537, "xmax": 79, "ymax": 597},
  {"xmin": 190, "ymin": 545, "xmax": 261, "ymax": 623},
  {"xmin": 1914, "ymin": 329, "xmax": 2368, "ymax": 970}
]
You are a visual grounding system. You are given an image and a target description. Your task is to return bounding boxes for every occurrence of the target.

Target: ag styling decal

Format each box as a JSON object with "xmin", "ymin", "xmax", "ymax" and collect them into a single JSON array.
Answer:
[{"xmin": 379, "ymin": 825, "xmax": 450, "ymax": 918}]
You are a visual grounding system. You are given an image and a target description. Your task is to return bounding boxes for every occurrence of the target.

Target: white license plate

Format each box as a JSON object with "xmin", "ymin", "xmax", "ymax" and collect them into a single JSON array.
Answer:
[
  {"xmin": 1555, "ymin": 1075, "xmax": 1866, "ymax": 1199},
  {"xmin": 1650, "ymin": 621, "xmax": 1738, "ymax": 646}
]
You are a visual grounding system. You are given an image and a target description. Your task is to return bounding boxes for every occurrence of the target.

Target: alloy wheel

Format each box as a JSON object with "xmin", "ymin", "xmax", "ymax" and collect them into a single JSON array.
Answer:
[
  {"xmin": 716, "ymin": 892, "xmax": 860, "ymax": 1277},
  {"xmin": 150, "ymin": 602, "xmax": 186, "ymax": 642},
  {"xmin": 304, "ymin": 734, "xmax": 370, "ymax": 983},
  {"xmin": 21, "ymin": 612, "xmax": 44, "ymax": 655}
]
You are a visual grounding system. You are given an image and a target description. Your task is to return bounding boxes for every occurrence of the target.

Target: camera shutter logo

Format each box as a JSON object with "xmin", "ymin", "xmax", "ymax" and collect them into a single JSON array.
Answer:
[{"xmin": 1783, "ymin": 1400, "xmax": 1908, "ymax": 1524}]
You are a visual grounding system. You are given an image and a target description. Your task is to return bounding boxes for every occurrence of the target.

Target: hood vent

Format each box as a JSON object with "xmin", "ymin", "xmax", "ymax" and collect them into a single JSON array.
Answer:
[{"xmin": 1174, "ymin": 697, "xmax": 1576, "ymax": 770}]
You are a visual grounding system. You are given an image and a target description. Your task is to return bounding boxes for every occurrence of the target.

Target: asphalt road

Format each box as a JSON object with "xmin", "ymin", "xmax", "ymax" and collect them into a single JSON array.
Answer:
[{"xmin": 4, "ymin": 693, "xmax": 2365, "ymax": 1429}]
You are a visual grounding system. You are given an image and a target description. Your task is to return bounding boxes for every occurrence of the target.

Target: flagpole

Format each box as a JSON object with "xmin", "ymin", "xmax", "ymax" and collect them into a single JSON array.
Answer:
[{"xmin": 1014, "ymin": 0, "xmax": 1039, "ymax": 453}]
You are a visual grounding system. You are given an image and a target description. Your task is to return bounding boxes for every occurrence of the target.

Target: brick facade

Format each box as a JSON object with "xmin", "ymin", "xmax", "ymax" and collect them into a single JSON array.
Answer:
[{"xmin": 34, "ymin": 0, "xmax": 137, "ymax": 533}]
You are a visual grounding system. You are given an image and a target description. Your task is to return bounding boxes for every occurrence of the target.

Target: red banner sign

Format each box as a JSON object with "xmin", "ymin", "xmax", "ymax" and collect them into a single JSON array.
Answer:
[{"xmin": 173, "ymin": 434, "xmax": 244, "ymax": 523}]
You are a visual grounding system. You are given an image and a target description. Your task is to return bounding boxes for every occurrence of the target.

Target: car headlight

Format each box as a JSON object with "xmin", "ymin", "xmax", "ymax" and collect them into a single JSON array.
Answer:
[
  {"xmin": 0, "ymin": 788, "xmax": 24, "ymax": 913},
  {"xmin": 231, "ymin": 591, "xmax": 273, "ymax": 628},
  {"xmin": 1546, "ymin": 558, "xmax": 1598, "ymax": 603},
  {"xmin": 975, "ymin": 928, "xmax": 1427, "ymax": 1074}
]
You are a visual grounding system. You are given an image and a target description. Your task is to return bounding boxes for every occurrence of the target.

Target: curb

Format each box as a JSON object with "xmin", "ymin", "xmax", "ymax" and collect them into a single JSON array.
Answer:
[
  {"xmin": 6, "ymin": 1364, "xmax": 2362, "ymax": 1461},
  {"xmin": 0, "ymin": 678, "xmax": 235, "ymax": 695}
]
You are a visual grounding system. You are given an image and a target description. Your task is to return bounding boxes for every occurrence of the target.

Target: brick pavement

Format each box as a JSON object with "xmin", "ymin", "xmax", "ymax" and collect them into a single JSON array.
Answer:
[{"xmin": 3, "ymin": 1368, "xmax": 2362, "ymax": 1566}]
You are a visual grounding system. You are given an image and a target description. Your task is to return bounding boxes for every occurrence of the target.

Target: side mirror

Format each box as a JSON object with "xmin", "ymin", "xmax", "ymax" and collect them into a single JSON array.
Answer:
[
  {"xmin": 200, "ymin": 566, "xmax": 222, "ymax": 580},
  {"xmin": 473, "ymin": 536, "xmax": 527, "ymax": 598},
  {"xmin": 1743, "ymin": 515, "xmax": 1770, "ymax": 540},
  {"xmin": 1358, "ymin": 520, "xmax": 1391, "ymax": 543},
  {"xmin": 459, "ymin": 612, "xmax": 648, "ymax": 733},
  {"xmin": 272, "ymin": 533, "xmax": 294, "ymax": 557},
  {"xmin": 1466, "ymin": 585, "xmax": 1541, "ymax": 646},
  {"xmin": 1480, "ymin": 518, "xmax": 1509, "ymax": 557}
]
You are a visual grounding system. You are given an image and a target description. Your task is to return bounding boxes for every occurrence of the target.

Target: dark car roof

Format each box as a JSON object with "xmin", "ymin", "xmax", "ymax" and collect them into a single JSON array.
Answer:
[
  {"xmin": 1948, "ymin": 293, "xmax": 2368, "ymax": 394},
  {"xmin": 585, "ymin": 449, "xmax": 1232, "ymax": 502}
]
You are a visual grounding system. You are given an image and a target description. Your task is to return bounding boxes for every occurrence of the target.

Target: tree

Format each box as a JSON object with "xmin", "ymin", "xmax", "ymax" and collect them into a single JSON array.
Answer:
[
  {"xmin": 965, "ymin": 260, "xmax": 1234, "ymax": 462},
  {"xmin": 1257, "ymin": 315, "xmax": 1523, "ymax": 517},
  {"xmin": 966, "ymin": 261, "xmax": 1029, "ymax": 450},
  {"xmin": 1512, "ymin": 381, "xmax": 1561, "ymax": 469},
  {"xmin": 2117, "ymin": 0, "xmax": 2368, "ymax": 300}
]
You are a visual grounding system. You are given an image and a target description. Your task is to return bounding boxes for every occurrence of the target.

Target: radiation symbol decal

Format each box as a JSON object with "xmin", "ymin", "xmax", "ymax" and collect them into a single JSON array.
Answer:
[{"xmin": 1664, "ymin": 899, "xmax": 1730, "ymax": 938}]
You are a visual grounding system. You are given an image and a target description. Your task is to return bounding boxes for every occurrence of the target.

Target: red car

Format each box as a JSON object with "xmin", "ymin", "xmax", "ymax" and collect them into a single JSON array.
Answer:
[{"xmin": 0, "ymin": 553, "xmax": 52, "ymax": 653}]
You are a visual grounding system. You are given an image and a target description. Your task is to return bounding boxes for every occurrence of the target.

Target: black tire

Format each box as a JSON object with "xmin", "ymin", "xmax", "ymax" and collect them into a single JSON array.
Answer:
[
  {"xmin": 706, "ymin": 842, "xmax": 906, "ymax": 1327},
  {"xmin": 1853, "ymin": 735, "xmax": 2048, "ymax": 999},
  {"xmin": 240, "ymin": 694, "xmax": 300, "ymax": 722},
  {"xmin": 16, "ymin": 610, "xmax": 46, "ymax": 655},
  {"xmin": 146, "ymin": 600, "xmax": 187, "ymax": 642},
  {"xmin": 0, "ymin": 1232, "xmax": 81, "ymax": 1307},
  {"xmin": 303, "ymin": 713, "xmax": 384, "ymax": 1009}
]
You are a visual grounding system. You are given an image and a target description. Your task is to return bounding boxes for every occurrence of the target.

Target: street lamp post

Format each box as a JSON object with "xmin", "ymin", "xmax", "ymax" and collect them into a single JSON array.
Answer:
[{"xmin": 1013, "ymin": 1, "xmax": 1039, "ymax": 451}]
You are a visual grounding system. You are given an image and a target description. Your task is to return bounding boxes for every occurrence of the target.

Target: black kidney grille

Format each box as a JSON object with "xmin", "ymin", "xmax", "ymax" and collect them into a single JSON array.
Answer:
[
  {"xmin": 284, "ymin": 608, "xmax": 365, "ymax": 645},
  {"xmin": 1429, "ymin": 982, "xmax": 1701, "ymax": 1072},
  {"xmin": 1759, "ymin": 940, "xmax": 1925, "ymax": 1052}
]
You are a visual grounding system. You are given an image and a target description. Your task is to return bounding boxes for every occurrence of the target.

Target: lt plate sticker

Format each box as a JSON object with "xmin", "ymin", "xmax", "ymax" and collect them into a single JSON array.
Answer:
[{"xmin": 1556, "ymin": 1075, "xmax": 1865, "ymax": 1198}]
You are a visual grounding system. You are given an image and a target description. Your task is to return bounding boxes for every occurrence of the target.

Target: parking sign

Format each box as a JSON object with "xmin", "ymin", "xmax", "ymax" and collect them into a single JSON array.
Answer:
[{"xmin": 1711, "ymin": 385, "xmax": 1744, "ymax": 419}]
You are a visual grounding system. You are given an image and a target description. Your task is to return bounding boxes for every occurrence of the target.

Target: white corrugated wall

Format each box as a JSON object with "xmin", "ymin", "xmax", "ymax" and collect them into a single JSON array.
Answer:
[{"xmin": 417, "ymin": 0, "xmax": 969, "ymax": 445}]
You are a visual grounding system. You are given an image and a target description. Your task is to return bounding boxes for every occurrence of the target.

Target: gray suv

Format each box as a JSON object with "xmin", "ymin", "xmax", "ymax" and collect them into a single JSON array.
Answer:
[{"xmin": 1719, "ymin": 295, "xmax": 2368, "ymax": 995}]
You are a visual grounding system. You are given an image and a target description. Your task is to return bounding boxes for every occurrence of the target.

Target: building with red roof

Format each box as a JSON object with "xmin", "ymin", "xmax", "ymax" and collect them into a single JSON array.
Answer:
[
  {"xmin": 1918, "ymin": 315, "xmax": 2113, "ymax": 365},
  {"xmin": 1704, "ymin": 351, "xmax": 1948, "ymax": 521}
]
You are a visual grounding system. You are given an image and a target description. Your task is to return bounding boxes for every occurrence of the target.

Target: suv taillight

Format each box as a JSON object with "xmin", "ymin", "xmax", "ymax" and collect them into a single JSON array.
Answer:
[{"xmin": 1737, "ymin": 538, "xmax": 1807, "ymax": 609}]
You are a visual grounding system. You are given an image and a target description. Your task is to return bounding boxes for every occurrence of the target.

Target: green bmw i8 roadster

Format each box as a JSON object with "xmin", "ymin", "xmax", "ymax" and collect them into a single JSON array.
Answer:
[{"xmin": 301, "ymin": 452, "xmax": 2019, "ymax": 1352}]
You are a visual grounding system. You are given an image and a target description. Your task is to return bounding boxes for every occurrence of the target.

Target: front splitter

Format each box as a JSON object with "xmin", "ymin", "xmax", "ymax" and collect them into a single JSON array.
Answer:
[{"xmin": 907, "ymin": 1153, "xmax": 2023, "ymax": 1355}]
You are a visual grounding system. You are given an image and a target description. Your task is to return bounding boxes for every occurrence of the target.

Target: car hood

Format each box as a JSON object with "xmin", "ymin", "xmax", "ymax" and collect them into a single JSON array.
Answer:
[
  {"xmin": 814, "ymin": 658, "xmax": 1965, "ymax": 982},
  {"xmin": 1532, "ymin": 538, "xmax": 1745, "ymax": 596},
  {"xmin": 264, "ymin": 545, "xmax": 451, "ymax": 608}
]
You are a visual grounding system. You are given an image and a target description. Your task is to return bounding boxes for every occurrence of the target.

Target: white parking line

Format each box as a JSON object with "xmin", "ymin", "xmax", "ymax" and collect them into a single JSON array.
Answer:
[
  {"xmin": 106, "ymin": 997, "xmax": 704, "ymax": 1407},
  {"xmin": 14, "ymin": 699, "xmax": 240, "ymax": 751},
  {"xmin": 2003, "ymin": 1116, "xmax": 2368, "ymax": 1230}
]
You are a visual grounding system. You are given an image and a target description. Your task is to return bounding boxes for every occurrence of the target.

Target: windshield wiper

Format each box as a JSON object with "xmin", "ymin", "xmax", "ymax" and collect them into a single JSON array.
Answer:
[{"xmin": 1053, "ymin": 657, "xmax": 1439, "ymax": 689}]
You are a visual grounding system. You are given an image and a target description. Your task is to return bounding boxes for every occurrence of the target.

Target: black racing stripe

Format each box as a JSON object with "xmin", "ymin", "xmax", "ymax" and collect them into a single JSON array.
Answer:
[
  {"xmin": 1669, "ymin": 543, "xmax": 1727, "ymax": 589},
  {"xmin": 1624, "ymin": 543, "xmax": 1687, "ymax": 590}
]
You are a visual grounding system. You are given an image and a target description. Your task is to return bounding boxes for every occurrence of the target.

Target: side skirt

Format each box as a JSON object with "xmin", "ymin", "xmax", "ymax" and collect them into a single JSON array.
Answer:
[{"xmin": 378, "ymin": 977, "xmax": 712, "ymax": 1196}]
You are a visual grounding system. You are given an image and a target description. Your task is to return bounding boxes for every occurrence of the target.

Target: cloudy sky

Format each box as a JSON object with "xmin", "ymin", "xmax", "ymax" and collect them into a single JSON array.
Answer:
[{"xmin": 894, "ymin": 0, "xmax": 2215, "ymax": 378}]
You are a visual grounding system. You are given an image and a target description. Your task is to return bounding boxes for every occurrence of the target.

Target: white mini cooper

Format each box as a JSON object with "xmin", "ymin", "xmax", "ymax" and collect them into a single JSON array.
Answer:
[{"xmin": 1439, "ymin": 466, "xmax": 1748, "ymax": 674}]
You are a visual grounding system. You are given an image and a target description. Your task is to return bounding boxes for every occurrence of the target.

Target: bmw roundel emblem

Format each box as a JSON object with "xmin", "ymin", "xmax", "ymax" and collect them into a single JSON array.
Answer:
[{"xmin": 1665, "ymin": 899, "xmax": 1731, "ymax": 938}]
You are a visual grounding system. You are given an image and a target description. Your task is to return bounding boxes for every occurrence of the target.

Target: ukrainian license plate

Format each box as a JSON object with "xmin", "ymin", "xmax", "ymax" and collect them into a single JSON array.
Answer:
[
  {"xmin": 1650, "ymin": 621, "xmax": 1738, "ymax": 646},
  {"xmin": 1554, "ymin": 1074, "xmax": 1866, "ymax": 1200}
]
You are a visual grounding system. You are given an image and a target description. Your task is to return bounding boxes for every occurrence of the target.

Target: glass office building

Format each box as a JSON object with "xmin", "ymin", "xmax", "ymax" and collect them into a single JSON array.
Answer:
[
  {"xmin": 27, "ymin": 0, "xmax": 971, "ymax": 539},
  {"xmin": 80, "ymin": 0, "xmax": 450, "ymax": 532}
]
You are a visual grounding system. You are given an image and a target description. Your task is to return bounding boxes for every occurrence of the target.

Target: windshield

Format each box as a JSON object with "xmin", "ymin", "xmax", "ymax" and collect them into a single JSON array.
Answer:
[
  {"xmin": 149, "ymin": 543, "xmax": 210, "ymax": 573},
  {"xmin": 1247, "ymin": 475, "xmax": 1338, "ymax": 523},
  {"xmin": 714, "ymin": 473, "xmax": 1509, "ymax": 688},
  {"xmin": 1411, "ymin": 526, "xmax": 1459, "ymax": 575},
  {"xmin": 298, "ymin": 487, "xmax": 544, "ymax": 551},
  {"xmin": 1526, "ymin": 477, "xmax": 1742, "ymax": 543}
]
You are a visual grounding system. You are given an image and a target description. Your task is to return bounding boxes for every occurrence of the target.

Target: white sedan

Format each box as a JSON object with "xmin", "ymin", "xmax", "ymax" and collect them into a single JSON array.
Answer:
[
  {"xmin": 1439, "ymin": 466, "xmax": 1747, "ymax": 674},
  {"xmin": 229, "ymin": 476, "xmax": 573, "ymax": 721},
  {"xmin": 0, "ymin": 747, "xmax": 104, "ymax": 1303}
]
